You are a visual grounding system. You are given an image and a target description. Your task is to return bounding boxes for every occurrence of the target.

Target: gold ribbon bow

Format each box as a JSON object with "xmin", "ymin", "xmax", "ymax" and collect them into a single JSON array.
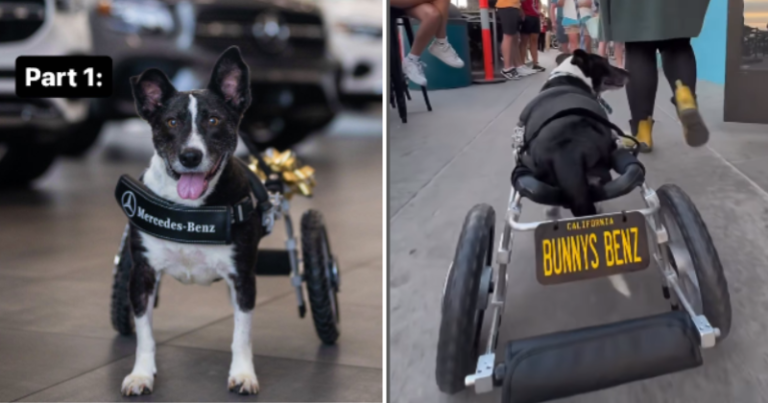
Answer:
[{"xmin": 247, "ymin": 148, "xmax": 316, "ymax": 199}]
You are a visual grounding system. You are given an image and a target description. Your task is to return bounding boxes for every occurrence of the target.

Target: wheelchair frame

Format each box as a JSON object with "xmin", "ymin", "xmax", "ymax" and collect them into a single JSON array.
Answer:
[
  {"xmin": 456, "ymin": 138, "xmax": 722, "ymax": 395},
  {"xmin": 464, "ymin": 182, "xmax": 721, "ymax": 394}
]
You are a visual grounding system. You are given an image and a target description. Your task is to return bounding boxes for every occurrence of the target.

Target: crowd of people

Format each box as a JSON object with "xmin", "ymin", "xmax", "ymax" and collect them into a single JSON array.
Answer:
[
  {"xmin": 393, "ymin": 0, "xmax": 710, "ymax": 151},
  {"xmin": 499, "ymin": 0, "xmax": 624, "ymax": 80}
]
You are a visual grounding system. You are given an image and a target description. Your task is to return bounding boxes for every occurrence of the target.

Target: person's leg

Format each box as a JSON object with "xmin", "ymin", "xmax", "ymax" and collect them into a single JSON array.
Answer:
[
  {"xmin": 498, "ymin": 8, "xmax": 521, "ymax": 79},
  {"xmin": 502, "ymin": 34, "xmax": 514, "ymax": 70},
  {"xmin": 426, "ymin": 0, "xmax": 464, "ymax": 67},
  {"xmin": 519, "ymin": 33, "xmax": 530, "ymax": 63},
  {"xmin": 398, "ymin": 3, "xmax": 441, "ymax": 86},
  {"xmin": 400, "ymin": 3, "xmax": 441, "ymax": 57},
  {"xmin": 624, "ymin": 41, "xmax": 659, "ymax": 152},
  {"xmin": 567, "ymin": 29, "xmax": 579, "ymax": 52},
  {"xmin": 598, "ymin": 41, "xmax": 607, "ymax": 57},
  {"xmin": 658, "ymin": 38, "xmax": 709, "ymax": 146},
  {"xmin": 614, "ymin": 42, "xmax": 624, "ymax": 67},
  {"xmin": 530, "ymin": 33, "xmax": 540, "ymax": 65},
  {"xmin": 527, "ymin": 16, "xmax": 543, "ymax": 71},
  {"xmin": 582, "ymin": 30, "xmax": 592, "ymax": 53},
  {"xmin": 431, "ymin": 0, "xmax": 450, "ymax": 38},
  {"xmin": 658, "ymin": 38, "xmax": 697, "ymax": 101}
]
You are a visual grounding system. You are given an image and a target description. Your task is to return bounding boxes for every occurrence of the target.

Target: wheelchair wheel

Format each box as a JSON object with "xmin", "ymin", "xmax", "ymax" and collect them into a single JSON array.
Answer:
[
  {"xmin": 301, "ymin": 210, "xmax": 340, "ymax": 345},
  {"xmin": 436, "ymin": 204, "xmax": 495, "ymax": 394},
  {"xmin": 111, "ymin": 228, "xmax": 134, "ymax": 336},
  {"xmin": 657, "ymin": 184, "xmax": 732, "ymax": 341}
]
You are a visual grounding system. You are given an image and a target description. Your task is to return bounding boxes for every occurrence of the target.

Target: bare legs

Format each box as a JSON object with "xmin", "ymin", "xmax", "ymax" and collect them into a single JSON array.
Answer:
[
  {"xmin": 614, "ymin": 42, "xmax": 625, "ymax": 68},
  {"xmin": 391, "ymin": 0, "xmax": 451, "ymax": 56},
  {"xmin": 502, "ymin": 34, "xmax": 523, "ymax": 70},
  {"xmin": 519, "ymin": 34, "xmax": 530, "ymax": 64},
  {"xmin": 394, "ymin": 0, "xmax": 462, "ymax": 85},
  {"xmin": 396, "ymin": 2, "xmax": 441, "ymax": 56},
  {"xmin": 529, "ymin": 33, "xmax": 540, "ymax": 65}
]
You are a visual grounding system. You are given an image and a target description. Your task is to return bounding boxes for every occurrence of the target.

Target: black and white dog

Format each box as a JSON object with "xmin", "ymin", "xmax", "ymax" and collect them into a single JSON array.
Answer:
[
  {"xmin": 122, "ymin": 47, "xmax": 263, "ymax": 395},
  {"xmin": 523, "ymin": 49, "xmax": 630, "ymax": 218},
  {"xmin": 521, "ymin": 49, "xmax": 632, "ymax": 297}
]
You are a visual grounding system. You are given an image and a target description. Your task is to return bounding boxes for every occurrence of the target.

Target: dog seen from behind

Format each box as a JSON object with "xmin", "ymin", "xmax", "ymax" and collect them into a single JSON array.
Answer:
[
  {"xmin": 521, "ymin": 49, "xmax": 630, "ymax": 218},
  {"xmin": 121, "ymin": 46, "xmax": 264, "ymax": 396}
]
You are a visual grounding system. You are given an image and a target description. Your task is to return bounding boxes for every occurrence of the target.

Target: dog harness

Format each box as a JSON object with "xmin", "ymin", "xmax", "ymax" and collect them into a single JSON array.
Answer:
[
  {"xmin": 512, "ymin": 83, "xmax": 638, "ymax": 188},
  {"xmin": 115, "ymin": 158, "xmax": 274, "ymax": 245},
  {"xmin": 514, "ymin": 84, "xmax": 631, "ymax": 158}
]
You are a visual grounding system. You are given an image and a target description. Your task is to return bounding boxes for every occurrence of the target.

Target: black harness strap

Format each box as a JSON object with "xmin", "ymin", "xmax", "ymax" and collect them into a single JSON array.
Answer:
[
  {"xmin": 115, "ymin": 158, "xmax": 273, "ymax": 245},
  {"xmin": 517, "ymin": 85, "xmax": 640, "ymax": 157},
  {"xmin": 520, "ymin": 107, "xmax": 639, "ymax": 155}
]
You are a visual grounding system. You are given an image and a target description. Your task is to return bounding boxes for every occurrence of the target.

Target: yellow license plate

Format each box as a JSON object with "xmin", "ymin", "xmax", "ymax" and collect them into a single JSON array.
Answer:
[{"xmin": 534, "ymin": 211, "xmax": 651, "ymax": 285}]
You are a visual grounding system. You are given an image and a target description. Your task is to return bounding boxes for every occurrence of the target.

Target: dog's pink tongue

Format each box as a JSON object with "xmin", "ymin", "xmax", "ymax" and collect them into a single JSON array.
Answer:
[{"xmin": 177, "ymin": 173, "xmax": 207, "ymax": 200}]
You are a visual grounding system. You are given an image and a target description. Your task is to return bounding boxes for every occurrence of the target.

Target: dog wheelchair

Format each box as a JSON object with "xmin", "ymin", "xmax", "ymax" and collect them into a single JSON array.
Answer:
[
  {"xmin": 111, "ymin": 139, "xmax": 341, "ymax": 346},
  {"xmin": 436, "ymin": 133, "xmax": 732, "ymax": 402}
]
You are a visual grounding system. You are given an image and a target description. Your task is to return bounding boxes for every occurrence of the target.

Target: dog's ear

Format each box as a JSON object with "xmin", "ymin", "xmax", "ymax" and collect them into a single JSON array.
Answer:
[
  {"xmin": 555, "ymin": 52, "xmax": 571, "ymax": 66},
  {"xmin": 569, "ymin": 49, "xmax": 590, "ymax": 69},
  {"xmin": 208, "ymin": 46, "xmax": 252, "ymax": 116},
  {"xmin": 131, "ymin": 69, "xmax": 177, "ymax": 121}
]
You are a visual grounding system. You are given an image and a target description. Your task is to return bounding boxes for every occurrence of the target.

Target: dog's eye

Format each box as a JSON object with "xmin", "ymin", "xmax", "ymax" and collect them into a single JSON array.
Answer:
[
  {"xmin": 208, "ymin": 117, "xmax": 220, "ymax": 126},
  {"xmin": 167, "ymin": 119, "xmax": 178, "ymax": 128}
]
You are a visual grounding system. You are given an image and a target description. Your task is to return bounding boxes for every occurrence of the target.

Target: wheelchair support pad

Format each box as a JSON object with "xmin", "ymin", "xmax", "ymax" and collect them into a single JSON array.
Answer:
[
  {"xmin": 255, "ymin": 249, "xmax": 292, "ymax": 276},
  {"xmin": 500, "ymin": 311, "xmax": 702, "ymax": 403},
  {"xmin": 512, "ymin": 149, "xmax": 646, "ymax": 206}
]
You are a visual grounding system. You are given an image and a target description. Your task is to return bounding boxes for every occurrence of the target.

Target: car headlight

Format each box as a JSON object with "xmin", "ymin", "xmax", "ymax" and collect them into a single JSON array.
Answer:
[
  {"xmin": 97, "ymin": 0, "xmax": 175, "ymax": 34},
  {"xmin": 333, "ymin": 22, "xmax": 381, "ymax": 38}
]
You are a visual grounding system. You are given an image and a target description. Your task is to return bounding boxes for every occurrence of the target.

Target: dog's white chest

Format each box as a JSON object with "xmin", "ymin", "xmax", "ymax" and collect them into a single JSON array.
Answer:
[{"xmin": 139, "ymin": 232, "xmax": 235, "ymax": 285}]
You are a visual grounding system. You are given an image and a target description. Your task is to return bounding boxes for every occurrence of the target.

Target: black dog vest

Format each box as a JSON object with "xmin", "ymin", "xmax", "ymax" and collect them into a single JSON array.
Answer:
[
  {"xmin": 515, "ymin": 85, "xmax": 632, "ymax": 170},
  {"xmin": 115, "ymin": 159, "xmax": 272, "ymax": 245}
]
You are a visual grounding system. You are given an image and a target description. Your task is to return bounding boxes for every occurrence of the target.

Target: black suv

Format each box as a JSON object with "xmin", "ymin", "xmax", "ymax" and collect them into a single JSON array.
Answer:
[
  {"xmin": 92, "ymin": 0, "xmax": 339, "ymax": 153},
  {"xmin": 192, "ymin": 0, "xmax": 340, "ymax": 150}
]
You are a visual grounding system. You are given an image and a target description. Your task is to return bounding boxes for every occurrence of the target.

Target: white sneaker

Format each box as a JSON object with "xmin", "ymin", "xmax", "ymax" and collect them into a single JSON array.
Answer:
[
  {"xmin": 428, "ymin": 40, "xmax": 465, "ymax": 68},
  {"xmin": 517, "ymin": 65, "xmax": 537, "ymax": 76},
  {"xmin": 402, "ymin": 57, "xmax": 427, "ymax": 87}
]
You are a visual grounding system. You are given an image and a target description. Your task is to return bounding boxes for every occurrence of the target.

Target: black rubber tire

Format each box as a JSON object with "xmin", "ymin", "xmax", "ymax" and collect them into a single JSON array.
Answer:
[
  {"xmin": 301, "ymin": 210, "xmax": 340, "ymax": 345},
  {"xmin": 60, "ymin": 119, "xmax": 104, "ymax": 157},
  {"xmin": 111, "ymin": 232, "xmax": 134, "ymax": 336},
  {"xmin": 657, "ymin": 184, "xmax": 732, "ymax": 341},
  {"xmin": 436, "ymin": 204, "xmax": 495, "ymax": 394},
  {"xmin": 0, "ymin": 140, "xmax": 57, "ymax": 188}
]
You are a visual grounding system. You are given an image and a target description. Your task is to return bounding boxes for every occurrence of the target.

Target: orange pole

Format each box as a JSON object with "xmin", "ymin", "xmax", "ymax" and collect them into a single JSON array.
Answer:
[{"xmin": 479, "ymin": 0, "xmax": 494, "ymax": 81}]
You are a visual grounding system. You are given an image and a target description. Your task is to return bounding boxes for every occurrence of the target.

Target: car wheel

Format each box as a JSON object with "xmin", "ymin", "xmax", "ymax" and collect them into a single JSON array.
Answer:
[
  {"xmin": 0, "ymin": 138, "xmax": 57, "ymax": 188},
  {"xmin": 60, "ymin": 118, "xmax": 105, "ymax": 157}
]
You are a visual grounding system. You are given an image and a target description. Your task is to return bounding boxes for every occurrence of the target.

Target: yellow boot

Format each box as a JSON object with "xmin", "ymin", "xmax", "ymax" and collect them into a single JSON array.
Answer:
[
  {"xmin": 621, "ymin": 117, "xmax": 654, "ymax": 153},
  {"xmin": 674, "ymin": 80, "xmax": 709, "ymax": 147}
]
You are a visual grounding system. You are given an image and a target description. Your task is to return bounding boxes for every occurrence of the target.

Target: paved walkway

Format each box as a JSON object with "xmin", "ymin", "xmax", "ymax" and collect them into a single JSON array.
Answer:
[{"xmin": 390, "ymin": 51, "xmax": 768, "ymax": 403}]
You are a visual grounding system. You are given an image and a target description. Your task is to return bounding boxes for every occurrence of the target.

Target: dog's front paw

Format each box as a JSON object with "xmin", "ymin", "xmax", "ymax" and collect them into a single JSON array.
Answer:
[
  {"xmin": 228, "ymin": 372, "xmax": 260, "ymax": 395},
  {"xmin": 121, "ymin": 373, "xmax": 154, "ymax": 396}
]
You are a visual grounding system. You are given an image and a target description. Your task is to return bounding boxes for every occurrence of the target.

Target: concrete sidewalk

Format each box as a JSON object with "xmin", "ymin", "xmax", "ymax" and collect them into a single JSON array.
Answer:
[{"xmin": 389, "ymin": 51, "xmax": 768, "ymax": 403}]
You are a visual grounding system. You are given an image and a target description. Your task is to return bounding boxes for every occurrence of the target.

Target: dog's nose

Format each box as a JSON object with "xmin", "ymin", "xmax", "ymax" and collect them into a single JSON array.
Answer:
[{"xmin": 179, "ymin": 149, "xmax": 203, "ymax": 168}]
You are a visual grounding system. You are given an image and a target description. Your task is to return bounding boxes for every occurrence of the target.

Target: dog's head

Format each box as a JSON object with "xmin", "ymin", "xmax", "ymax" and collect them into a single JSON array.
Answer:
[
  {"xmin": 130, "ymin": 46, "xmax": 251, "ymax": 200},
  {"xmin": 554, "ymin": 49, "xmax": 629, "ymax": 93}
]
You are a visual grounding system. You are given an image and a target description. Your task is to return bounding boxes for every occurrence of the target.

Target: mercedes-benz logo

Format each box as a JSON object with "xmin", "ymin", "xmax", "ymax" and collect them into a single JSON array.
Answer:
[
  {"xmin": 252, "ymin": 11, "xmax": 290, "ymax": 54},
  {"xmin": 122, "ymin": 191, "xmax": 137, "ymax": 218}
]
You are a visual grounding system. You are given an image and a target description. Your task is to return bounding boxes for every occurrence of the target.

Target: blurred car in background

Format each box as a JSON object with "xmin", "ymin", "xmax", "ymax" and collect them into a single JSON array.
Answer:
[
  {"xmin": 316, "ymin": 0, "xmax": 381, "ymax": 102},
  {"xmin": 0, "ymin": 0, "xmax": 95, "ymax": 187},
  {"xmin": 88, "ymin": 0, "xmax": 196, "ymax": 155},
  {"xmin": 192, "ymin": 0, "xmax": 340, "ymax": 150},
  {"xmin": 96, "ymin": 0, "xmax": 341, "ymax": 151},
  {"xmin": 0, "ymin": 0, "xmax": 342, "ymax": 188}
]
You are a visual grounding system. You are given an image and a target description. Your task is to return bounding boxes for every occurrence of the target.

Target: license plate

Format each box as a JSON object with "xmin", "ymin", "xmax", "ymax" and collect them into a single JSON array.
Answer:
[{"xmin": 534, "ymin": 211, "xmax": 651, "ymax": 285}]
